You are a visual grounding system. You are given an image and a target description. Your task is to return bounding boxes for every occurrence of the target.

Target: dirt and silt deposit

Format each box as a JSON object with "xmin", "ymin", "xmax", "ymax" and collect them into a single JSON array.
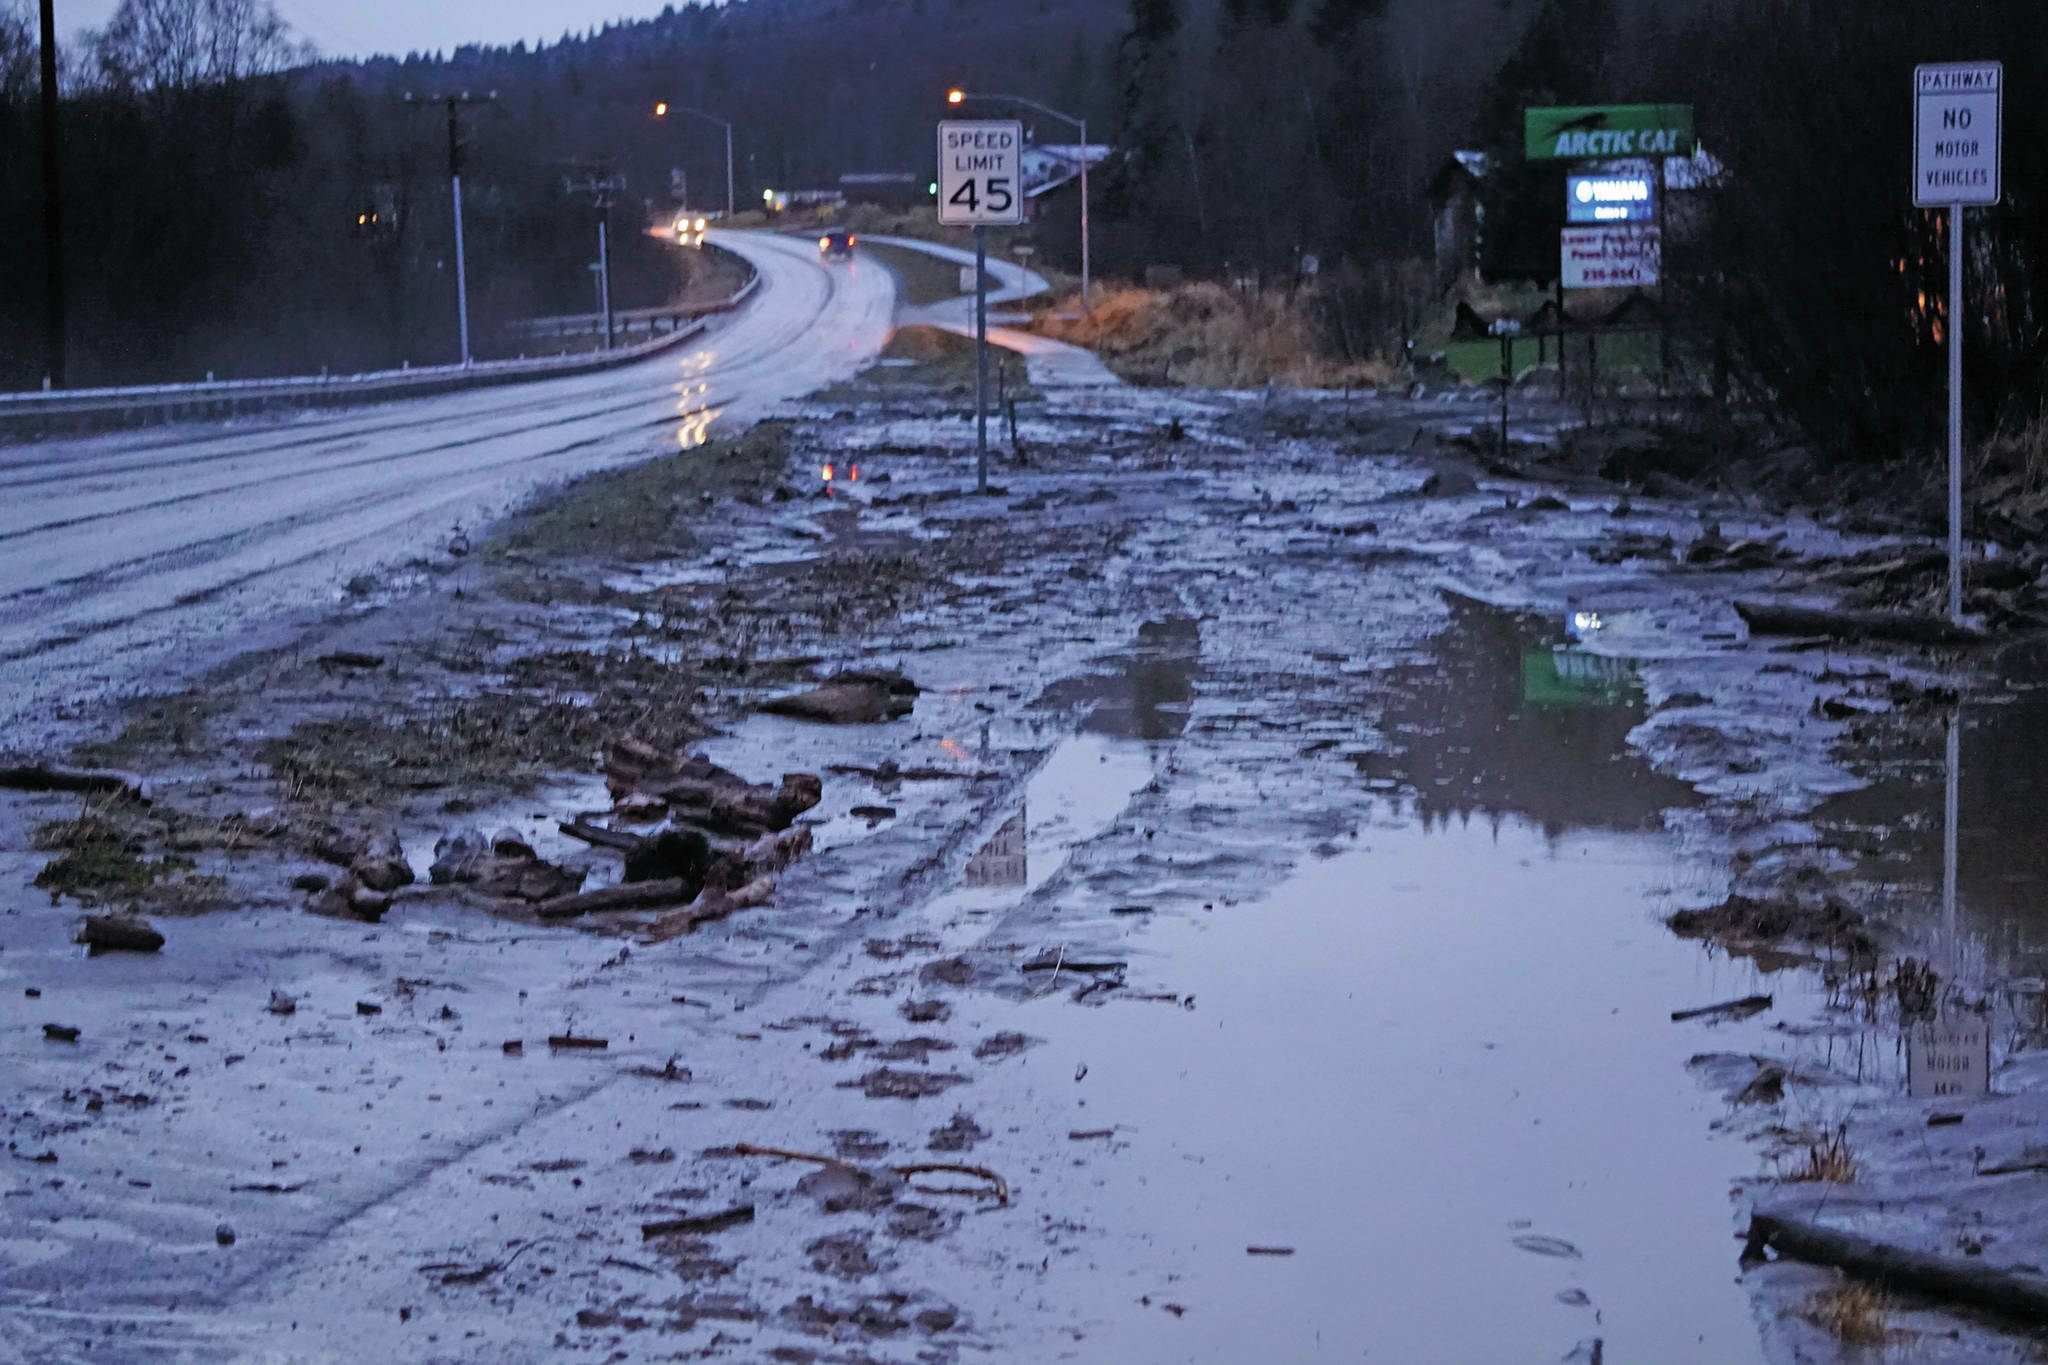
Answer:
[{"xmin": 5, "ymin": 334, "xmax": 2048, "ymax": 1363}]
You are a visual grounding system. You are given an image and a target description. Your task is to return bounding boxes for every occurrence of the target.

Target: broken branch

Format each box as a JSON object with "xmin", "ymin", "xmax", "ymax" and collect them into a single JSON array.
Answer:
[
  {"xmin": 1671, "ymin": 994, "xmax": 1773, "ymax": 1023},
  {"xmin": 890, "ymin": 1161, "xmax": 1010, "ymax": 1206},
  {"xmin": 1745, "ymin": 1211, "xmax": 2048, "ymax": 1325},
  {"xmin": 1734, "ymin": 601, "xmax": 1986, "ymax": 648},
  {"xmin": 640, "ymin": 1204, "xmax": 754, "ymax": 1238},
  {"xmin": 558, "ymin": 817, "xmax": 645, "ymax": 853}
]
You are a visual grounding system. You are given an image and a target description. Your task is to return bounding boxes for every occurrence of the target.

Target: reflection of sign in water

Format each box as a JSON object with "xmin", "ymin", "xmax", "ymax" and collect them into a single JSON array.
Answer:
[
  {"xmin": 965, "ymin": 810, "xmax": 1027, "ymax": 887},
  {"xmin": 1908, "ymin": 1013, "xmax": 1990, "ymax": 1098},
  {"xmin": 1521, "ymin": 648, "xmax": 1642, "ymax": 710}
]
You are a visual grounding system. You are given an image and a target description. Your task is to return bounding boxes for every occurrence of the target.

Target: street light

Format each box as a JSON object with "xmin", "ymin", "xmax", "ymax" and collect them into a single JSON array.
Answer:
[
  {"xmin": 947, "ymin": 88, "xmax": 1091, "ymax": 313},
  {"xmin": 653, "ymin": 102, "xmax": 734, "ymax": 222}
]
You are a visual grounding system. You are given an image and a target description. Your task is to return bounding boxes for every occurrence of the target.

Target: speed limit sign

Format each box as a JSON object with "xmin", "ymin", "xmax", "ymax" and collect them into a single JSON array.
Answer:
[{"xmin": 937, "ymin": 120, "xmax": 1025, "ymax": 226}]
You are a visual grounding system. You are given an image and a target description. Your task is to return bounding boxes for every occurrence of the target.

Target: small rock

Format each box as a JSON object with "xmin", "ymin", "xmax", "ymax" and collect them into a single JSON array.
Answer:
[
  {"xmin": 489, "ymin": 828, "xmax": 534, "ymax": 859},
  {"xmin": 1420, "ymin": 467, "xmax": 1479, "ymax": 497},
  {"xmin": 266, "ymin": 990, "xmax": 297, "ymax": 1016},
  {"xmin": 347, "ymin": 886, "xmax": 393, "ymax": 922},
  {"xmin": 927, "ymin": 1112, "xmax": 987, "ymax": 1152},
  {"xmin": 355, "ymin": 1001, "xmax": 381, "ymax": 1016},
  {"xmin": 42, "ymin": 1023, "xmax": 80, "ymax": 1042},
  {"xmin": 304, "ymin": 886, "xmax": 355, "ymax": 919},
  {"xmin": 796, "ymin": 1162, "xmax": 903, "ymax": 1213},
  {"xmin": 760, "ymin": 671, "xmax": 920, "ymax": 725},
  {"xmin": 215, "ymin": 1223, "xmax": 236, "ymax": 1246},
  {"xmin": 309, "ymin": 823, "xmax": 401, "ymax": 869},
  {"xmin": 76, "ymin": 914, "xmax": 164, "ymax": 953},
  {"xmin": 350, "ymin": 853, "xmax": 414, "ymax": 894},
  {"xmin": 429, "ymin": 829, "xmax": 489, "ymax": 884},
  {"xmin": 624, "ymin": 828, "xmax": 711, "ymax": 888},
  {"xmin": 290, "ymin": 872, "xmax": 330, "ymax": 893}
]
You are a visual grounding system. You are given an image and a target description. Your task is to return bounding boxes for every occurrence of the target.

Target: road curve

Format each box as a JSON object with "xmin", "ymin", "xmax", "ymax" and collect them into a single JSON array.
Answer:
[{"xmin": 0, "ymin": 231, "xmax": 895, "ymax": 745}]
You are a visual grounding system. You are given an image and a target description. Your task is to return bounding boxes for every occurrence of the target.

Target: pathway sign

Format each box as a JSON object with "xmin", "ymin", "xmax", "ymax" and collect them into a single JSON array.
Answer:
[
  {"xmin": 1526, "ymin": 105, "xmax": 1695, "ymax": 161},
  {"xmin": 1915, "ymin": 63, "xmax": 2001, "ymax": 207},
  {"xmin": 937, "ymin": 119, "xmax": 1025, "ymax": 226},
  {"xmin": 1915, "ymin": 61, "xmax": 2003, "ymax": 624}
]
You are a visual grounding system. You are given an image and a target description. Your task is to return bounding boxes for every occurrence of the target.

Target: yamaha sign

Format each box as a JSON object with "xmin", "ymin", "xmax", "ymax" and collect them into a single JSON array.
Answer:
[{"xmin": 1566, "ymin": 174, "xmax": 1656, "ymax": 224}]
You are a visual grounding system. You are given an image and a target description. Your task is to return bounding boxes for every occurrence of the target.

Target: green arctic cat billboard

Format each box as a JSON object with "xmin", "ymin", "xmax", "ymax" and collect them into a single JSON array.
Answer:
[{"xmin": 1526, "ymin": 105, "xmax": 1696, "ymax": 160}]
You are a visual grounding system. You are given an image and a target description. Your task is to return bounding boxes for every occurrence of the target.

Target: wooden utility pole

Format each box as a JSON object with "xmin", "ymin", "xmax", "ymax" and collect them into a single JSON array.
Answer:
[{"xmin": 38, "ymin": 0, "xmax": 64, "ymax": 389}]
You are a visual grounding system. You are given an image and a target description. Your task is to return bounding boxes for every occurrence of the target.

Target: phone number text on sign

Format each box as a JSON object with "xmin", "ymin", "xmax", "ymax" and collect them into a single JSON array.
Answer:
[
  {"xmin": 1561, "ymin": 225, "xmax": 1661, "ymax": 289},
  {"xmin": 937, "ymin": 120, "xmax": 1025, "ymax": 226}
]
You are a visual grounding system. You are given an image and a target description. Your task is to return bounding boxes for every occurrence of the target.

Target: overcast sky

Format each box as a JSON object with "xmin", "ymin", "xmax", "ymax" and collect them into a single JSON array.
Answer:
[{"xmin": 57, "ymin": 0, "xmax": 685, "ymax": 60}]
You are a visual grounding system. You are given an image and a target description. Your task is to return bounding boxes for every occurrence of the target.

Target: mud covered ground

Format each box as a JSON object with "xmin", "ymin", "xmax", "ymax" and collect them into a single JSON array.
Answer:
[{"xmin": 5, "ymin": 337, "xmax": 2048, "ymax": 1364}]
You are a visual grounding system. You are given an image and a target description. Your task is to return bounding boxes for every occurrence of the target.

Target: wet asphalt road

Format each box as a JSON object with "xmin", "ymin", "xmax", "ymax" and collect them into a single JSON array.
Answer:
[{"xmin": 0, "ymin": 230, "xmax": 894, "ymax": 751}]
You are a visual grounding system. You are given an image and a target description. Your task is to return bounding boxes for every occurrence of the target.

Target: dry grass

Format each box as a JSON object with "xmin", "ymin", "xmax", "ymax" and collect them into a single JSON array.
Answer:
[
  {"xmin": 1027, "ymin": 282, "xmax": 1401, "ymax": 389},
  {"xmin": 265, "ymin": 650, "xmax": 712, "ymax": 806},
  {"xmin": 1968, "ymin": 398, "xmax": 2048, "ymax": 533},
  {"xmin": 265, "ymin": 697, "xmax": 609, "ymax": 804},
  {"xmin": 72, "ymin": 693, "xmax": 221, "ymax": 767},
  {"xmin": 1797, "ymin": 1281, "xmax": 1892, "ymax": 1345},
  {"xmin": 1783, "ymin": 1124, "xmax": 1861, "ymax": 1184},
  {"xmin": 31, "ymin": 796, "xmax": 226, "ymax": 909},
  {"xmin": 491, "ymin": 422, "xmax": 791, "ymax": 561},
  {"xmin": 814, "ymin": 325, "xmax": 1034, "ymax": 404},
  {"xmin": 856, "ymin": 240, "xmax": 968, "ymax": 307}
]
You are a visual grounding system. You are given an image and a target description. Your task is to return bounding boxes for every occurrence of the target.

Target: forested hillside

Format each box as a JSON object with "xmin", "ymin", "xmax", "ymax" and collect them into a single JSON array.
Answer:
[{"xmin": 2, "ymin": 0, "xmax": 2043, "ymax": 471}]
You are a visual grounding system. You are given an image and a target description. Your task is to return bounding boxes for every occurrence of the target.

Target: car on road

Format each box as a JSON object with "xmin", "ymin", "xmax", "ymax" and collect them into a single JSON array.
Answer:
[
  {"xmin": 818, "ymin": 229, "xmax": 856, "ymax": 260},
  {"xmin": 675, "ymin": 215, "xmax": 707, "ymax": 247}
]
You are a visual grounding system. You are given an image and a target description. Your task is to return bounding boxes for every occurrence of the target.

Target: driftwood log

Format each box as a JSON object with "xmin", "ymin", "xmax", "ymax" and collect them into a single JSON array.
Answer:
[
  {"xmin": 559, "ymin": 817, "xmax": 645, "ymax": 853},
  {"xmin": 1745, "ymin": 1211, "xmax": 2048, "ymax": 1324},
  {"xmin": 532, "ymin": 877, "xmax": 694, "ymax": 920},
  {"xmin": 602, "ymin": 742, "xmax": 821, "ymax": 839},
  {"xmin": 1734, "ymin": 601, "xmax": 1986, "ymax": 648},
  {"xmin": 0, "ymin": 764, "xmax": 147, "ymax": 801}
]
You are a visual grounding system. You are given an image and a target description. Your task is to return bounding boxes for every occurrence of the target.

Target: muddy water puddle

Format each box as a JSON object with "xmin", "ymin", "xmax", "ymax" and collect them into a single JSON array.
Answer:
[
  {"xmin": 1020, "ymin": 818, "xmax": 1776, "ymax": 1363},
  {"xmin": 1817, "ymin": 697, "xmax": 2048, "ymax": 985},
  {"xmin": 980, "ymin": 601, "xmax": 1787, "ymax": 1362}
]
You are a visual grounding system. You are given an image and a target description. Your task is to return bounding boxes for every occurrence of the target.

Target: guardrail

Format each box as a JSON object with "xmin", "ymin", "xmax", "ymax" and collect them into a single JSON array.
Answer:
[
  {"xmin": 0, "ymin": 270, "xmax": 760, "ymax": 441},
  {"xmin": 505, "ymin": 278, "xmax": 760, "ymax": 341}
]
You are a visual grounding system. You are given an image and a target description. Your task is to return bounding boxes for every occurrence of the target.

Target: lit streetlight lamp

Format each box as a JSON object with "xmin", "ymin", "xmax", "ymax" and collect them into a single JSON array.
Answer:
[
  {"xmin": 947, "ymin": 87, "xmax": 1092, "ymax": 313},
  {"xmin": 654, "ymin": 102, "xmax": 735, "ymax": 222}
]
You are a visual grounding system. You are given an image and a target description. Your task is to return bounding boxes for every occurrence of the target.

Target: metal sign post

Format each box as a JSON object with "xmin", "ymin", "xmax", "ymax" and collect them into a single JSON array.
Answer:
[
  {"xmin": 975, "ymin": 227, "xmax": 990, "ymax": 489},
  {"xmin": 938, "ymin": 119, "xmax": 1024, "ymax": 493},
  {"xmin": 1914, "ymin": 61, "xmax": 2002, "ymax": 625}
]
